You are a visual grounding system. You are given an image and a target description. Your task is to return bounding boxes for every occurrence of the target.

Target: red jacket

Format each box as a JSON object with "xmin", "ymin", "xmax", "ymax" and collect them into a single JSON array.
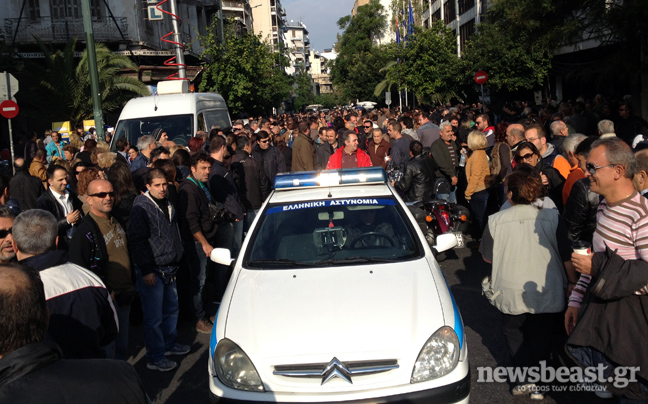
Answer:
[{"xmin": 326, "ymin": 147, "xmax": 373, "ymax": 169}]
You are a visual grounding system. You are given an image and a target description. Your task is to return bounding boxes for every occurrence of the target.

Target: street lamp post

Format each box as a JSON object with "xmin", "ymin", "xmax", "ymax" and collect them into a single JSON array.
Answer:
[{"xmin": 81, "ymin": 0, "xmax": 105, "ymax": 141}]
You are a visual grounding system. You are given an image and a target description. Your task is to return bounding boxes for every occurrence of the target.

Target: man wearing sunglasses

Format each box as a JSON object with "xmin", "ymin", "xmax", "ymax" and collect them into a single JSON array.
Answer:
[
  {"xmin": 69, "ymin": 179, "xmax": 133, "ymax": 360},
  {"xmin": 252, "ymin": 130, "xmax": 286, "ymax": 185},
  {"xmin": 567, "ymin": 137, "xmax": 648, "ymax": 399},
  {"xmin": 0, "ymin": 205, "xmax": 15, "ymax": 265}
]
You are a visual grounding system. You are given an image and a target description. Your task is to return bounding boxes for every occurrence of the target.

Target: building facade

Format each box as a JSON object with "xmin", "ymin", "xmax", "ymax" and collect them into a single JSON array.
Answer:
[
  {"xmin": 249, "ymin": 0, "xmax": 286, "ymax": 50},
  {"xmin": 2, "ymin": 0, "xmax": 222, "ymax": 81},
  {"xmin": 221, "ymin": 0, "xmax": 255, "ymax": 34}
]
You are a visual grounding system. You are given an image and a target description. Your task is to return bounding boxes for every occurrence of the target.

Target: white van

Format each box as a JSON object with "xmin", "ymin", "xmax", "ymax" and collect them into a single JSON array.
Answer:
[{"xmin": 111, "ymin": 81, "xmax": 231, "ymax": 148}]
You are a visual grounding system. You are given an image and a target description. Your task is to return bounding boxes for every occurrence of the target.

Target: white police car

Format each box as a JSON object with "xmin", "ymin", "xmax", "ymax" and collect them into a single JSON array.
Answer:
[{"xmin": 209, "ymin": 167, "xmax": 469, "ymax": 404}]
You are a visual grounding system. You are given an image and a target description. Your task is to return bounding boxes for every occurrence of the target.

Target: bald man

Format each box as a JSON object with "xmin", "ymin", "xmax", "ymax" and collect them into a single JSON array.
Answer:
[
  {"xmin": 506, "ymin": 123, "xmax": 526, "ymax": 151},
  {"xmin": 69, "ymin": 179, "xmax": 133, "ymax": 360}
]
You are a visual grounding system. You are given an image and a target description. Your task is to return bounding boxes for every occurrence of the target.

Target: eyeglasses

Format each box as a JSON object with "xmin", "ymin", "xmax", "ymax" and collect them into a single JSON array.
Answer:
[
  {"xmin": 89, "ymin": 192, "xmax": 115, "ymax": 199},
  {"xmin": 259, "ymin": 139, "xmax": 270, "ymax": 144},
  {"xmin": 585, "ymin": 163, "xmax": 615, "ymax": 175},
  {"xmin": 526, "ymin": 137, "xmax": 539, "ymax": 142},
  {"xmin": 0, "ymin": 228, "xmax": 11, "ymax": 238}
]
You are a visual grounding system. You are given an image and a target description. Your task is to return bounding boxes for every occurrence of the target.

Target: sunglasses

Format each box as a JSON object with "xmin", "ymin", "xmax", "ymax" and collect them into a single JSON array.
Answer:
[
  {"xmin": 585, "ymin": 163, "xmax": 615, "ymax": 175},
  {"xmin": 89, "ymin": 192, "xmax": 115, "ymax": 199},
  {"xmin": 0, "ymin": 228, "xmax": 11, "ymax": 239},
  {"xmin": 364, "ymin": 125, "xmax": 372, "ymax": 128},
  {"xmin": 516, "ymin": 152, "xmax": 535, "ymax": 161},
  {"xmin": 259, "ymin": 139, "xmax": 270, "ymax": 144}
]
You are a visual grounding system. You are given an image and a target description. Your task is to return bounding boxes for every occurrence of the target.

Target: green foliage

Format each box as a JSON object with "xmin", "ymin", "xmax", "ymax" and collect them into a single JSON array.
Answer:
[
  {"xmin": 330, "ymin": 0, "xmax": 388, "ymax": 102},
  {"xmin": 199, "ymin": 18, "xmax": 292, "ymax": 116},
  {"xmin": 292, "ymin": 65, "xmax": 315, "ymax": 112},
  {"xmin": 32, "ymin": 38, "xmax": 148, "ymax": 125},
  {"xmin": 387, "ymin": 22, "xmax": 462, "ymax": 105},
  {"xmin": 314, "ymin": 92, "xmax": 344, "ymax": 109},
  {"xmin": 460, "ymin": 22, "xmax": 551, "ymax": 92}
]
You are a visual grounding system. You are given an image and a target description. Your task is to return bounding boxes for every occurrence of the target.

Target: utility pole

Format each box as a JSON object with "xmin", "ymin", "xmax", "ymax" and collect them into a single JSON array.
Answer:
[{"xmin": 81, "ymin": 0, "xmax": 105, "ymax": 141}]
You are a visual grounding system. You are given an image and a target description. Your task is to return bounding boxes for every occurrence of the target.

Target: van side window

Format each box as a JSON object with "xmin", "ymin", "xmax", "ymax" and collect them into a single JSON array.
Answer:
[{"xmin": 198, "ymin": 113, "xmax": 206, "ymax": 133}]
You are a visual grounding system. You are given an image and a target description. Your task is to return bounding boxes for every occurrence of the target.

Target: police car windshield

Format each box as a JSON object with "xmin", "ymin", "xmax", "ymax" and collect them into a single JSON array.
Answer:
[{"xmin": 246, "ymin": 197, "xmax": 422, "ymax": 269}]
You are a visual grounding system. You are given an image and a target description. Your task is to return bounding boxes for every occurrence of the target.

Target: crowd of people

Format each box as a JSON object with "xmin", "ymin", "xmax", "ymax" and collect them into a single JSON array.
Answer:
[{"xmin": 1, "ymin": 93, "xmax": 648, "ymax": 401}]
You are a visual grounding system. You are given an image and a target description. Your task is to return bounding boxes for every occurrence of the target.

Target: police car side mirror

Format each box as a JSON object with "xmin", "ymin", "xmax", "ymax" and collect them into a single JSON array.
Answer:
[
  {"xmin": 210, "ymin": 248, "xmax": 235, "ymax": 266},
  {"xmin": 434, "ymin": 233, "xmax": 458, "ymax": 254}
]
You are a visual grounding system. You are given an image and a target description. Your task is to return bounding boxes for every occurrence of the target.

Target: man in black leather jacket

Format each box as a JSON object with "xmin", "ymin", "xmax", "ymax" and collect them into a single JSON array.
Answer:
[
  {"xmin": 563, "ymin": 137, "xmax": 601, "ymax": 242},
  {"xmin": 392, "ymin": 141, "xmax": 438, "ymax": 202}
]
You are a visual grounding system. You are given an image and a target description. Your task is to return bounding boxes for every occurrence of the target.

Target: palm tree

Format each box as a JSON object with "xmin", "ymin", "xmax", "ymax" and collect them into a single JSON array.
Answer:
[{"xmin": 35, "ymin": 38, "xmax": 148, "ymax": 125}]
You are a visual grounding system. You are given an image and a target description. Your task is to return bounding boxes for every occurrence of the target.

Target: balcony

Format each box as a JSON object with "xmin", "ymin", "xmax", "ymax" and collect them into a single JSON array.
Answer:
[{"xmin": 4, "ymin": 17, "xmax": 128, "ymax": 44}]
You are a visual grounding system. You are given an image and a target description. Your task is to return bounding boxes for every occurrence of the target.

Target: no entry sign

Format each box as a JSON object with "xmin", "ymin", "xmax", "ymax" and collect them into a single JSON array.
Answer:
[
  {"xmin": 474, "ymin": 70, "xmax": 488, "ymax": 85},
  {"xmin": 0, "ymin": 100, "xmax": 18, "ymax": 119}
]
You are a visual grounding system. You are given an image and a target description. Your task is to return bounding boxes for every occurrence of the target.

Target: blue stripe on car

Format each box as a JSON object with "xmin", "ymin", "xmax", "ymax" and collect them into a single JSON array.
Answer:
[{"xmin": 210, "ymin": 306, "xmax": 220, "ymax": 353}]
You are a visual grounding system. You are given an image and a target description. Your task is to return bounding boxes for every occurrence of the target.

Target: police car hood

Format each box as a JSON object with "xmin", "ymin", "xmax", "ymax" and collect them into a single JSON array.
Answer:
[{"xmin": 223, "ymin": 259, "xmax": 446, "ymax": 364}]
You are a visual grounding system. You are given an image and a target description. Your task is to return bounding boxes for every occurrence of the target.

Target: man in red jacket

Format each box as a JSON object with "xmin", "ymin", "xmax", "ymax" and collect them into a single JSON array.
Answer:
[{"xmin": 326, "ymin": 130, "xmax": 372, "ymax": 169}]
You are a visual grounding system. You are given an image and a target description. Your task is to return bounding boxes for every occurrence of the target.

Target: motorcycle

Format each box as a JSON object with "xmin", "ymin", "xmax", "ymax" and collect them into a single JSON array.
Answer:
[{"xmin": 407, "ymin": 179, "xmax": 470, "ymax": 257}]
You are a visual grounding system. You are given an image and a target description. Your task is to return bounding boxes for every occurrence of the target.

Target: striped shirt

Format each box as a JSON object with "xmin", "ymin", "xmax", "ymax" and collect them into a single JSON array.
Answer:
[{"xmin": 568, "ymin": 191, "xmax": 648, "ymax": 307}]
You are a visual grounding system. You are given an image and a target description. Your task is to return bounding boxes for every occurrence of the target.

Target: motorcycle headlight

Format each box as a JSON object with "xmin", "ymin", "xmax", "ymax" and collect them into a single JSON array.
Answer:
[
  {"xmin": 213, "ymin": 338, "xmax": 265, "ymax": 392},
  {"xmin": 411, "ymin": 326, "xmax": 460, "ymax": 383}
]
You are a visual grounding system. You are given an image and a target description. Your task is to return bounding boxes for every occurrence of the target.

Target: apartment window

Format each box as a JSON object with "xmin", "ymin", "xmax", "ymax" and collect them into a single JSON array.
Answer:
[
  {"xmin": 431, "ymin": 9, "xmax": 441, "ymax": 23},
  {"xmin": 443, "ymin": 0, "xmax": 456, "ymax": 24},
  {"xmin": 458, "ymin": 0, "xmax": 474, "ymax": 15},
  {"xmin": 292, "ymin": 30, "xmax": 296, "ymax": 38},
  {"xmin": 28, "ymin": 0, "xmax": 41, "ymax": 19},
  {"xmin": 50, "ymin": 0, "xmax": 103, "ymax": 19},
  {"xmin": 459, "ymin": 18, "xmax": 475, "ymax": 53}
]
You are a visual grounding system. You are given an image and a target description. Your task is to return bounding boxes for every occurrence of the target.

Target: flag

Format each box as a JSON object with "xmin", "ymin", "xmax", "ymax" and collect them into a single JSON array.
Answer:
[
  {"xmin": 396, "ymin": 18, "xmax": 400, "ymax": 45},
  {"xmin": 405, "ymin": 0, "xmax": 415, "ymax": 43}
]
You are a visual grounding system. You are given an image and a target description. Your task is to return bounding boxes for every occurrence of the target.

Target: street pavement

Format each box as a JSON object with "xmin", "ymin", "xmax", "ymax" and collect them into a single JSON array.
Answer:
[{"xmin": 126, "ymin": 245, "xmax": 618, "ymax": 403}]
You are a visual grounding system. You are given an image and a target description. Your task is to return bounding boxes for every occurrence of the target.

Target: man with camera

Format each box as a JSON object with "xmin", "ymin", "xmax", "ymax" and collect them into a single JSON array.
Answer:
[
  {"xmin": 69, "ymin": 179, "xmax": 133, "ymax": 360},
  {"xmin": 178, "ymin": 151, "xmax": 219, "ymax": 334}
]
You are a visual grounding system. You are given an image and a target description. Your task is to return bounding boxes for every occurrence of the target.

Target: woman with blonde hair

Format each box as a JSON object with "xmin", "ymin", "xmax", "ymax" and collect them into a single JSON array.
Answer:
[{"xmin": 465, "ymin": 130, "xmax": 491, "ymax": 234}]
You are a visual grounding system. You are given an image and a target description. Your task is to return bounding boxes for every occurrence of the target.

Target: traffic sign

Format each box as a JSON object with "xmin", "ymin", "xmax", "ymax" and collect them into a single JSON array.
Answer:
[
  {"xmin": 0, "ymin": 100, "xmax": 19, "ymax": 119},
  {"xmin": 0, "ymin": 72, "xmax": 18, "ymax": 100},
  {"xmin": 474, "ymin": 70, "xmax": 488, "ymax": 85}
]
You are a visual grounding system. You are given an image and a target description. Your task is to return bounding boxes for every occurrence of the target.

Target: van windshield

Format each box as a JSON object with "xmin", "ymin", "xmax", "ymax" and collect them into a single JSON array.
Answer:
[
  {"xmin": 203, "ymin": 110, "xmax": 232, "ymax": 132},
  {"xmin": 112, "ymin": 114, "xmax": 193, "ymax": 148}
]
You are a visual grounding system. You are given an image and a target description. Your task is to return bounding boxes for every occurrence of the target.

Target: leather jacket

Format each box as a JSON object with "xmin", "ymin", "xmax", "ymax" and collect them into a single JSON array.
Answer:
[
  {"xmin": 394, "ymin": 154, "xmax": 438, "ymax": 202},
  {"xmin": 563, "ymin": 177, "xmax": 601, "ymax": 242}
]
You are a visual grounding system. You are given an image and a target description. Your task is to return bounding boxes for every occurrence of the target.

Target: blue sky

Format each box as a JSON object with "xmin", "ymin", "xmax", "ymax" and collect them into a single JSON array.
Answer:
[{"xmin": 282, "ymin": 0, "xmax": 352, "ymax": 52}]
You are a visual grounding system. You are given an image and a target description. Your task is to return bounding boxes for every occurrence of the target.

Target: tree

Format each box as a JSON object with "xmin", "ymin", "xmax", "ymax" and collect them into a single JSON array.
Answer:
[
  {"xmin": 199, "ymin": 19, "xmax": 292, "ymax": 117},
  {"xmin": 292, "ymin": 65, "xmax": 315, "ymax": 112},
  {"xmin": 387, "ymin": 22, "xmax": 462, "ymax": 105},
  {"xmin": 31, "ymin": 38, "xmax": 148, "ymax": 125},
  {"xmin": 330, "ymin": 0, "xmax": 388, "ymax": 102}
]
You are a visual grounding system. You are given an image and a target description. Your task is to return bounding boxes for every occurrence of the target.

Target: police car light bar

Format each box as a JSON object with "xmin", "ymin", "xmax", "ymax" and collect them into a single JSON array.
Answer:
[{"xmin": 274, "ymin": 167, "xmax": 387, "ymax": 190}]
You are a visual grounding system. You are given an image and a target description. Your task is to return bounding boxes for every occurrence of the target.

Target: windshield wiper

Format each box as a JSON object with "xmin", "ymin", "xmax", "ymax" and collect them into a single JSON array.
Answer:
[
  {"xmin": 247, "ymin": 259, "xmax": 311, "ymax": 267},
  {"xmin": 313, "ymin": 257, "xmax": 394, "ymax": 266}
]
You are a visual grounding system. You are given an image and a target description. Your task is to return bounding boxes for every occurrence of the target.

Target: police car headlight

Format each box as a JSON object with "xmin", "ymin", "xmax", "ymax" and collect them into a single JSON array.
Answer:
[
  {"xmin": 411, "ymin": 326, "xmax": 459, "ymax": 383},
  {"xmin": 214, "ymin": 339, "xmax": 265, "ymax": 392}
]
